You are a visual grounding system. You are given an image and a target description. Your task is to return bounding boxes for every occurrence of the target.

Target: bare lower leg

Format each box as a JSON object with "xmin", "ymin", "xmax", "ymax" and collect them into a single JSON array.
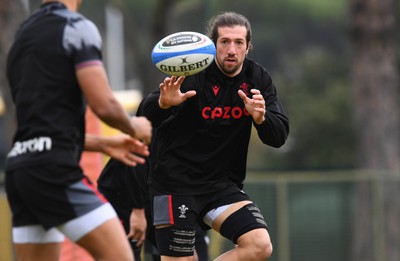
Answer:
[
  {"xmin": 160, "ymin": 256, "xmax": 195, "ymax": 261},
  {"xmin": 214, "ymin": 245, "xmax": 257, "ymax": 261},
  {"xmin": 214, "ymin": 245, "xmax": 272, "ymax": 261}
]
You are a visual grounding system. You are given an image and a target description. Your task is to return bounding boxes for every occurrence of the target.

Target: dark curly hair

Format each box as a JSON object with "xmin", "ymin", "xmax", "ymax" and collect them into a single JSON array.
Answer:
[{"xmin": 206, "ymin": 11, "xmax": 253, "ymax": 51}]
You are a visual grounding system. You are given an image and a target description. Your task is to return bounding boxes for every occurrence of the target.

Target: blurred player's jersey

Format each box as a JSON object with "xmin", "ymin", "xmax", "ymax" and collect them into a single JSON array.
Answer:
[{"xmin": 6, "ymin": 2, "xmax": 103, "ymax": 170}]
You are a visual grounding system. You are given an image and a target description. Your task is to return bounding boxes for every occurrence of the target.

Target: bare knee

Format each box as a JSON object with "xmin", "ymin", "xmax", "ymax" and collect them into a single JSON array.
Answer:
[
  {"xmin": 238, "ymin": 229, "xmax": 273, "ymax": 260},
  {"xmin": 254, "ymin": 236, "xmax": 273, "ymax": 260}
]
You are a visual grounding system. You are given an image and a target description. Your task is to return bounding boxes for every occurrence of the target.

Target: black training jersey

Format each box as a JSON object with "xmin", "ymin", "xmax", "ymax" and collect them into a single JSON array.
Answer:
[
  {"xmin": 5, "ymin": 2, "xmax": 103, "ymax": 170},
  {"xmin": 98, "ymin": 158, "xmax": 148, "ymax": 209},
  {"xmin": 141, "ymin": 59, "xmax": 289, "ymax": 195}
]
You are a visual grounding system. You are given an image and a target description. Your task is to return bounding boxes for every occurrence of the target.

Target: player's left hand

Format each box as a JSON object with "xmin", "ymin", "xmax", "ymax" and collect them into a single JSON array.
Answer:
[
  {"xmin": 127, "ymin": 208, "xmax": 147, "ymax": 247},
  {"xmin": 238, "ymin": 89, "xmax": 266, "ymax": 125}
]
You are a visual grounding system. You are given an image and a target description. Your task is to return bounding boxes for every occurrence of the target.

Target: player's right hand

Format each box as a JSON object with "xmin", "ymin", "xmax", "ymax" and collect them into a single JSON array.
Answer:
[{"xmin": 158, "ymin": 76, "xmax": 196, "ymax": 109}]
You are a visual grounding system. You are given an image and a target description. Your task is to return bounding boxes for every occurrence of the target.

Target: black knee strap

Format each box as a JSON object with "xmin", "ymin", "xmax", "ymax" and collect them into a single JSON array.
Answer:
[{"xmin": 219, "ymin": 203, "xmax": 268, "ymax": 244}]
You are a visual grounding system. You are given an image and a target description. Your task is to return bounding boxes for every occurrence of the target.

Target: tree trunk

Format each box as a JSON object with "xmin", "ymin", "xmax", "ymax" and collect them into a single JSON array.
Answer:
[
  {"xmin": 0, "ymin": 0, "xmax": 26, "ymax": 150},
  {"xmin": 143, "ymin": 0, "xmax": 178, "ymax": 95},
  {"xmin": 349, "ymin": 0, "xmax": 400, "ymax": 260}
]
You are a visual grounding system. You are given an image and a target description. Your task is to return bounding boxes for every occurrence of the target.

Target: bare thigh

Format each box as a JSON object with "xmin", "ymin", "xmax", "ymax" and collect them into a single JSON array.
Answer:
[
  {"xmin": 15, "ymin": 242, "xmax": 63, "ymax": 261},
  {"xmin": 76, "ymin": 217, "xmax": 134, "ymax": 261},
  {"xmin": 211, "ymin": 200, "xmax": 252, "ymax": 231}
]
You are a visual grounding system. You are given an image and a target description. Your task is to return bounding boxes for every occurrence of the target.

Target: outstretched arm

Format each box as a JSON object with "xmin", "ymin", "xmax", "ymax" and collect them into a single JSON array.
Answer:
[
  {"xmin": 158, "ymin": 76, "xmax": 196, "ymax": 109},
  {"xmin": 139, "ymin": 76, "xmax": 197, "ymax": 127},
  {"xmin": 85, "ymin": 134, "xmax": 149, "ymax": 166},
  {"xmin": 77, "ymin": 64, "xmax": 152, "ymax": 144}
]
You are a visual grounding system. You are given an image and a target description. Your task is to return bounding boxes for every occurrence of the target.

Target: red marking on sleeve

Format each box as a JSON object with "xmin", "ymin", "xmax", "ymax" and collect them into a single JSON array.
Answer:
[{"xmin": 75, "ymin": 60, "xmax": 103, "ymax": 70}]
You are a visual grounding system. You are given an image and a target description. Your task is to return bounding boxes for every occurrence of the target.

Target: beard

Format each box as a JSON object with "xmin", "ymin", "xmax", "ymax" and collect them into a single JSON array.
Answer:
[{"xmin": 216, "ymin": 56, "xmax": 243, "ymax": 76}]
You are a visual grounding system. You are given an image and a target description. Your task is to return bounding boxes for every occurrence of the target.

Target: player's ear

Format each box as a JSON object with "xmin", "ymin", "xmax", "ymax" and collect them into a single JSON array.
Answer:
[{"xmin": 246, "ymin": 41, "xmax": 253, "ymax": 54}]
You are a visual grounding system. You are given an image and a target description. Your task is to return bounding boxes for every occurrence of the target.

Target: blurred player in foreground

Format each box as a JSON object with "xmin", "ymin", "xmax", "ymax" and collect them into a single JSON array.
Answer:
[
  {"xmin": 4, "ymin": 0, "xmax": 151, "ymax": 260},
  {"xmin": 140, "ymin": 12, "xmax": 289, "ymax": 261}
]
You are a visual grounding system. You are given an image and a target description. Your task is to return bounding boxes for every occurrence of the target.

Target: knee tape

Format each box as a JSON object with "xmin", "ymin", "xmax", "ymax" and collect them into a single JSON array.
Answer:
[
  {"xmin": 219, "ymin": 203, "xmax": 268, "ymax": 244},
  {"xmin": 155, "ymin": 226, "xmax": 196, "ymax": 257}
]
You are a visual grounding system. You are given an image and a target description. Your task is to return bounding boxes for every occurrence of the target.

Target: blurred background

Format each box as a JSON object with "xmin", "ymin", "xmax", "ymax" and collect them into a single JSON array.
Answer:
[{"xmin": 0, "ymin": 0, "xmax": 399, "ymax": 261}]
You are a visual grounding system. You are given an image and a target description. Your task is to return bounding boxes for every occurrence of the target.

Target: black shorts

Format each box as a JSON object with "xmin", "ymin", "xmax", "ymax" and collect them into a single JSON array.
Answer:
[
  {"xmin": 151, "ymin": 184, "xmax": 253, "ymax": 256},
  {"xmin": 151, "ymin": 183, "xmax": 250, "ymax": 230},
  {"xmin": 5, "ymin": 164, "xmax": 116, "ymax": 242}
]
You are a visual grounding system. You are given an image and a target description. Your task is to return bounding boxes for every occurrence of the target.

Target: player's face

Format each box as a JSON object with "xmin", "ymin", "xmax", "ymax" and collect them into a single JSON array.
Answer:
[{"xmin": 215, "ymin": 25, "xmax": 249, "ymax": 77}]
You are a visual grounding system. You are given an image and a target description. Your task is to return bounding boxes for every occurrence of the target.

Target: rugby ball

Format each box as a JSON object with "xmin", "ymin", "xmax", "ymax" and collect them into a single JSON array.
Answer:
[{"xmin": 151, "ymin": 31, "xmax": 216, "ymax": 76}]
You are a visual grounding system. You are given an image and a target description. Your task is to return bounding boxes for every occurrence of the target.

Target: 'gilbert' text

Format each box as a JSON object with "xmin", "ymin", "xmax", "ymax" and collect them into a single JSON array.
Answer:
[{"xmin": 160, "ymin": 57, "xmax": 211, "ymax": 75}]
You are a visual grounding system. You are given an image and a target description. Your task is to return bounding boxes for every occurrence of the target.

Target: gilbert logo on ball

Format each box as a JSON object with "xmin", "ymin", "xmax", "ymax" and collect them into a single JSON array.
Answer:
[{"xmin": 151, "ymin": 31, "xmax": 216, "ymax": 76}]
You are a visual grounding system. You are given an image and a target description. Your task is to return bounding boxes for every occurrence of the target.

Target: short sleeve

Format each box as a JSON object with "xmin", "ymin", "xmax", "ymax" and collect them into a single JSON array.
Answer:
[{"xmin": 63, "ymin": 18, "xmax": 103, "ymax": 68}]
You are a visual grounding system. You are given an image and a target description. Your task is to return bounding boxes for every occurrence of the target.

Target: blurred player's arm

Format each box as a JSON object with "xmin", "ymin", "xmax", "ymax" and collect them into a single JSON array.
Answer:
[
  {"xmin": 85, "ymin": 134, "xmax": 149, "ymax": 166},
  {"xmin": 77, "ymin": 64, "xmax": 152, "ymax": 144}
]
